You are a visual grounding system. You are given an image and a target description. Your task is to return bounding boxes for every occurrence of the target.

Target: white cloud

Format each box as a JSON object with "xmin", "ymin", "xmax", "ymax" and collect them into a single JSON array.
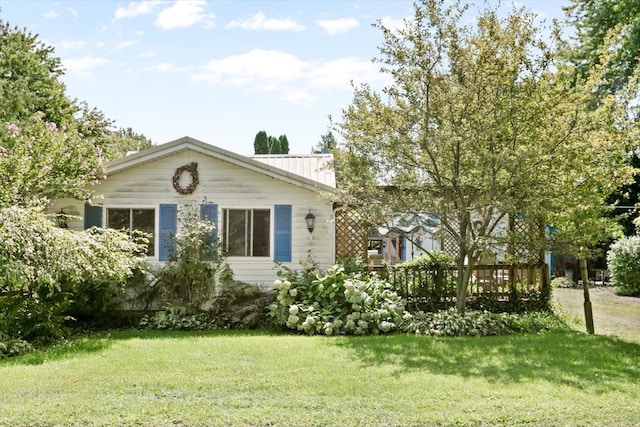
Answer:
[
  {"xmin": 58, "ymin": 40, "xmax": 88, "ymax": 49},
  {"xmin": 380, "ymin": 16, "xmax": 406, "ymax": 33},
  {"xmin": 44, "ymin": 10, "xmax": 59, "ymax": 19},
  {"xmin": 145, "ymin": 62, "xmax": 191, "ymax": 73},
  {"xmin": 116, "ymin": 40, "xmax": 138, "ymax": 49},
  {"xmin": 316, "ymin": 18, "xmax": 359, "ymax": 36},
  {"xmin": 193, "ymin": 49, "xmax": 385, "ymax": 105},
  {"xmin": 67, "ymin": 7, "xmax": 78, "ymax": 18},
  {"xmin": 194, "ymin": 49, "xmax": 307, "ymax": 85},
  {"xmin": 114, "ymin": 0, "xmax": 164, "ymax": 20},
  {"xmin": 155, "ymin": 0, "xmax": 215, "ymax": 30},
  {"xmin": 226, "ymin": 12, "xmax": 305, "ymax": 31},
  {"xmin": 281, "ymin": 89, "xmax": 318, "ymax": 105},
  {"xmin": 63, "ymin": 56, "xmax": 109, "ymax": 78},
  {"xmin": 307, "ymin": 57, "xmax": 381, "ymax": 90},
  {"xmin": 147, "ymin": 62, "xmax": 175, "ymax": 72}
]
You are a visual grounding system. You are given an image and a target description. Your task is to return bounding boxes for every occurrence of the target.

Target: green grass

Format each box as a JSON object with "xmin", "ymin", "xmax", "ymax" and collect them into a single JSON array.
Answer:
[
  {"xmin": 2, "ymin": 329, "xmax": 639, "ymax": 426},
  {"xmin": 553, "ymin": 286, "xmax": 640, "ymax": 344}
]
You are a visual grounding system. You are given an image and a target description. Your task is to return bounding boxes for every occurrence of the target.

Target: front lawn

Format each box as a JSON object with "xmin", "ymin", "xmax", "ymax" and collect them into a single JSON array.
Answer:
[
  {"xmin": 1, "ymin": 330, "xmax": 639, "ymax": 426},
  {"xmin": 553, "ymin": 286, "xmax": 640, "ymax": 344}
]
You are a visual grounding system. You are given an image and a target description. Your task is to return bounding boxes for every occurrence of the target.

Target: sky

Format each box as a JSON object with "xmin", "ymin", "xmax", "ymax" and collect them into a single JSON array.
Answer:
[{"xmin": 1, "ymin": 0, "xmax": 572, "ymax": 155}]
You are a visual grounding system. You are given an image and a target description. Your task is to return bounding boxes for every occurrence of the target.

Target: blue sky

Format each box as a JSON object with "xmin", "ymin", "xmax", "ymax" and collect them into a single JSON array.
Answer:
[{"xmin": 1, "ymin": 0, "xmax": 571, "ymax": 155}]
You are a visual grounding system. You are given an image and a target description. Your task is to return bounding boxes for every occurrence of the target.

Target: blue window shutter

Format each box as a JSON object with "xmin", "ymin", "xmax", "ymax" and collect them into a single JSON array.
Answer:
[
  {"xmin": 159, "ymin": 204, "xmax": 178, "ymax": 261},
  {"xmin": 84, "ymin": 204, "xmax": 102, "ymax": 229},
  {"xmin": 199, "ymin": 203, "xmax": 218, "ymax": 242},
  {"xmin": 274, "ymin": 205, "xmax": 292, "ymax": 262}
]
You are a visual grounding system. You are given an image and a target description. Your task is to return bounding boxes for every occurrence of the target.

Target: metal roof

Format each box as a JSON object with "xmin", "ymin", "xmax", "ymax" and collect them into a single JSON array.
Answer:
[{"xmin": 250, "ymin": 154, "xmax": 336, "ymax": 188}]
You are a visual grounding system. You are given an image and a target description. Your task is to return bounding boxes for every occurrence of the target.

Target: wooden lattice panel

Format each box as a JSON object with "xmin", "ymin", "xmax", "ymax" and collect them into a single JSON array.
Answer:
[
  {"xmin": 335, "ymin": 209, "xmax": 367, "ymax": 260},
  {"xmin": 509, "ymin": 216, "xmax": 544, "ymax": 263},
  {"xmin": 440, "ymin": 233, "xmax": 459, "ymax": 258},
  {"xmin": 439, "ymin": 213, "xmax": 459, "ymax": 258}
]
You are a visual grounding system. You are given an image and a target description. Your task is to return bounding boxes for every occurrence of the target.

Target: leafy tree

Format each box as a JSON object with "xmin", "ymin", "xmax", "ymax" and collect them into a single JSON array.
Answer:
[
  {"xmin": 0, "ymin": 23, "xmax": 153, "ymax": 207},
  {"xmin": 254, "ymin": 130, "xmax": 269, "ymax": 154},
  {"xmin": 0, "ymin": 22, "xmax": 75, "ymax": 126},
  {"xmin": 566, "ymin": 0, "xmax": 640, "ymax": 96},
  {"xmin": 566, "ymin": 0, "xmax": 640, "ymax": 235},
  {"xmin": 335, "ymin": 0, "xmax": 636, "ymax": 313},
  {"xmin": 312, "ymin": 131, "xmax": 337, "ymax": 154}
]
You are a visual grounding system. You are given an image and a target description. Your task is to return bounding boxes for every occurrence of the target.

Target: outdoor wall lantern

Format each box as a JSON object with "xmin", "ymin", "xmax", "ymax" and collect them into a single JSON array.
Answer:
[{"xmin": 305, "ymin": 210, "xmax": 316, "ymax": 233}]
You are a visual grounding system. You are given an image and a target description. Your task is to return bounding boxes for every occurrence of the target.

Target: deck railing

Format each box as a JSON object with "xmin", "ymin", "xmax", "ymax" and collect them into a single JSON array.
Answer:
[{"xmin": 379, "ymin": 263, "xmax": 550, "ymax": 313}]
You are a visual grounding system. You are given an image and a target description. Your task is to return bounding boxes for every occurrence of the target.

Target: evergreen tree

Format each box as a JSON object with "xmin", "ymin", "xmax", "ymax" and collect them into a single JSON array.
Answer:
[
  {"xmin": 312, "ymin": 131, "xmax": 337, "ymax": 154},
  {"xmin": 268, "ymin": 136, "xmax": 281, "ymax": 154},
  {"xmin": 254, "ymin": 131, "xmax": 269, "ymax": 154},
  {"xmin": 278, "ymin": 134, "xmax": 289, "ymax": 154}
]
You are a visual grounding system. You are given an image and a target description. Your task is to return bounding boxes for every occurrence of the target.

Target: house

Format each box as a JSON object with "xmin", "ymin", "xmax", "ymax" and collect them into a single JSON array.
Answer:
[
  {"xmin": 53, "ymin": 137, "xmax": 337, "ymax": 283},
  {"xmin": 371, "ymin": 212, "xmax": 440, "ymax": 264}
]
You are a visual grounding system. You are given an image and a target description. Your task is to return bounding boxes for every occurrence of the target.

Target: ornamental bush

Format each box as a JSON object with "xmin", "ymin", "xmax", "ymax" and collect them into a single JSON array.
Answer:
[
  {"xmin": 399, "ymin": 309, "xmax": 568, "ymax": 337},
  {"xmin": 0, "ymin": 206, "xmax": 146, "ymax": 344},
  {"xmin": 607, "ymin": 236, "xmax": 640, "ymax": 296},
  {"xmin": 550, "ymin": 276, "xmax": 578, "ymax": 289},
  {"xmin": 268, "ymin": 264, "xmax": 406, "ymax": 336}
]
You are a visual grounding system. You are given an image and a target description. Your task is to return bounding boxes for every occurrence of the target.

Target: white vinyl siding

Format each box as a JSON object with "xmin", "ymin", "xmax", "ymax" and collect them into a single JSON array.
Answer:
[{"xmin": 64, "ymin": 148, "xmax": 334, "ymax": 283}]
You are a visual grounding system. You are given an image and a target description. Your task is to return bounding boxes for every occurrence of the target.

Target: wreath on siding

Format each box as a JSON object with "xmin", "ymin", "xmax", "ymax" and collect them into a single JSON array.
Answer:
[{"xmin": 172, "ymin": 162, "xmax": 199, "ymax": 195}]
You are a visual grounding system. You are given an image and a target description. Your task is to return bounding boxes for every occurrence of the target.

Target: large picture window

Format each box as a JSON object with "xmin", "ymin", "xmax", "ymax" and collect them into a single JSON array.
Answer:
[
  {"xmin": 107, "ymin": 208, "xmax": 155, "ymax": 256},
  {"xmin": 223, "ymin": 209, "xmax": 270, "ymax": 257}
]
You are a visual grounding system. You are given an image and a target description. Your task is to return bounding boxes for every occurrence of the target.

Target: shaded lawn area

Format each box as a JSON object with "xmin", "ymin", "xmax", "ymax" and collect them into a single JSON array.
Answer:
[
  {"xmin": 1, "ymin": 330, "xmax": 639, "ymax": 427},
  {"xmin": 553, "ymin": 286, "xmax": 640, "ymax": 344}
]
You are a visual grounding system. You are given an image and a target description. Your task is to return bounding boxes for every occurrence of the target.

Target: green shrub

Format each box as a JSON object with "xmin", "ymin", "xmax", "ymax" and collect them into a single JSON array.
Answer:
[
  {"xmin": 0, "ymin": 207, "xmax": 146, "ymax": 345},
  {"xmin": 400, "ymin": 309, "xmax": 568, "ymax": 337},
  {"xmin": 551, "ymin": 277, "xmax": 578, "ymax": 288},
  {"xmin": 398, "ymin": 253, "xmax": 455, "ymax": 268},
  {"xmin": 140, "ymin": 282, "xmax": 275, "ymax": 331},
  {"xmin": 140, "ymin": 306, "xmax": 212, "ymax": 331},
  {"xmin": 152, "ymin": 202, "xmax": 233, "ymax": 312},
  {"xmin": 206, "ymin": 282, "xmax": 275, "ymax": 329},
  {"xmin": 607, "ymin": 236, "xmax": 640, "ymax": 296},
  {"xmin": 0, "ymin": 338, "xmax": 34, "ymax": 360},
  {"xmin": 268, "ymin": 264, "xmax": 406, "ymax": 336}
]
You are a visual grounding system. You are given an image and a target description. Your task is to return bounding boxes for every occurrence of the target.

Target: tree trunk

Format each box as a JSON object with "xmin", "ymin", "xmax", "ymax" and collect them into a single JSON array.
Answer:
[
  {"xmin": 580, "ymin": 256, "xmax": 595, "ymax": 335},
  {"xmin": 455, "ymin": 254, "xmax": 472, "ymax": 314}
]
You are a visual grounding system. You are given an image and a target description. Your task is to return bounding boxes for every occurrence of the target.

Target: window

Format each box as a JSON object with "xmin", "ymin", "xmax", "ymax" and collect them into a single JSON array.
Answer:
[
  {"xmin": 107, "ymin": 208, "xmax": 155, "ymax": 256},
  {"xmin": 223, "ymin": 209, "xmax": 270, "ymax": 257}
]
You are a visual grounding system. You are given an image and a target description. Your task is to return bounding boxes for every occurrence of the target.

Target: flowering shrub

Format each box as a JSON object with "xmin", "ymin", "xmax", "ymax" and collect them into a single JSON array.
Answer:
[
  {"xmin": 268, "ymin": 265, "xmax": 406, "ymax": 335},
  {"xmin": 607, "ymin": 236, "xmax": 640, "ymax": 296},
  {"xmin": 0, "ymin": 206, "xmax": 147, "ymax": 344},
  {"xmin": 0, "ymin": 114, "xmax": 106, "ymax": 208}
]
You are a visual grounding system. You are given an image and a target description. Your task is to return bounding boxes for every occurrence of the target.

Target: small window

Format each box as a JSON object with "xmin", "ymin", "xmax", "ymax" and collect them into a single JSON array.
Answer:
[
  {"xmin": 107, "ymin": 208, "xmax": 155, "ymax": 256},
  {"xmin": 223, "ymin": 209, "xmax": 270, "ymax": 257}
]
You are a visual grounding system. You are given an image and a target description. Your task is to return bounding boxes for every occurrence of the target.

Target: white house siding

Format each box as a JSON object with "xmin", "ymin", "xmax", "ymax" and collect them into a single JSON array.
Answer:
[{"xmin": 56, "ymin": 148, "xmax": 335, "ymax": 284}]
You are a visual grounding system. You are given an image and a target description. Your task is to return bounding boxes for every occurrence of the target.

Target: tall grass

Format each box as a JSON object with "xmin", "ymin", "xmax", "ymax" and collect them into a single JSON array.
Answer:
[{"xmin": 1, "ymin": 330, "xmax": 639, "ymax": 426}]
